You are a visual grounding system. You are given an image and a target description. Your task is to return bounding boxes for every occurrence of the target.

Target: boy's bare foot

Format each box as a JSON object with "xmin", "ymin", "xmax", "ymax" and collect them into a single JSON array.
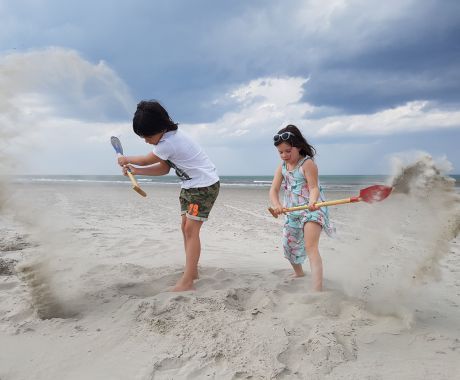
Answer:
[
  {"xmin": 290, "ymin": 272, "xmax": 305, "ymax": 278},
  {"xmin": 172, "ymin": 278, "xmax": 195, "ymax": 292}
]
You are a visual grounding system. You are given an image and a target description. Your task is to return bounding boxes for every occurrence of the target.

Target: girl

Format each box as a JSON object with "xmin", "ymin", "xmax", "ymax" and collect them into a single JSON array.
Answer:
[
  {"xmin": 117, "ymin": 100, "xmax": 220, "ymax": 292},
  {"xmin": 269, "ymin": 125, "xmax": 333, "ymax": 291}
]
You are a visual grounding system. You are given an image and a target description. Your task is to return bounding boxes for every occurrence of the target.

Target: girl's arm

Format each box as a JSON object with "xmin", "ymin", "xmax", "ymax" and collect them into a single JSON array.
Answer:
[
  {"xmin": 303, "ymin": 159, "xmax": 320, "ymax": 208},
  {"xmin": 124, "ymin": 161, "xmax": 171, "ymax": 177},
  {"xmin": 118, "ymin": 152, "xmax": 162, "ymax": 167},
  {"xmin": 269, "ymin": 165, "xmax": 284, "ymax": 214}
]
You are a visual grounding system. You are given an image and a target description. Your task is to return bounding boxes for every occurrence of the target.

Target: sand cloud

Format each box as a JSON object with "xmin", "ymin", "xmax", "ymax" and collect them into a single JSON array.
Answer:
[{"xmin": 0, "ymin": 47, "xmax": 135, "ymax": 174}]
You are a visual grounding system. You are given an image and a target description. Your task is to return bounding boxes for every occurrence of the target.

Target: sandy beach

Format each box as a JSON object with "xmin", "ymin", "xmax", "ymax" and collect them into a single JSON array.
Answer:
[{"xmin": 1, "ymin": 160, "xmax": 459, "ymax": 379}]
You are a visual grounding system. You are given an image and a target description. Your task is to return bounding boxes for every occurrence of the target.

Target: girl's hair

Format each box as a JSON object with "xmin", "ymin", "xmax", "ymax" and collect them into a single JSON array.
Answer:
[
  {"xmin": 132, "ymin": 100, "xmax": 178, "ymax": 136},
  {"xmin": 274, "ymin": 124, "xmax": 316, "ymax": 158}
]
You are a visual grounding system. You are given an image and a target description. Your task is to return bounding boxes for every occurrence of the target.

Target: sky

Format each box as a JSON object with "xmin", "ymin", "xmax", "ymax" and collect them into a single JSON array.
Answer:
[{"xmin": 1, "ymin": 0, "xmax": 459, "ymax": 175}]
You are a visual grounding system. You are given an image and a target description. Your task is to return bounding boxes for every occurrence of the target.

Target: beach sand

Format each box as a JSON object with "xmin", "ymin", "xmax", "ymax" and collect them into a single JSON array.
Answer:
[{"xmin": 1, "ymin": 162, "xmax": 459, "ymax": 379}]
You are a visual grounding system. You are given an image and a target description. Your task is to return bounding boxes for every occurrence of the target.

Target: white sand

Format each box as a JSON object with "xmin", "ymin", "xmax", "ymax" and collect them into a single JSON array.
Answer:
[{"xmin": 1, "ymin": 160, "xmax": 459, "ymax": 379}]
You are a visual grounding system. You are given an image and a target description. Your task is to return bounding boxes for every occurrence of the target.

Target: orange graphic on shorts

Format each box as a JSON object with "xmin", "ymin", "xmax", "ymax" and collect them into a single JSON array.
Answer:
[{"xmin": 188, "ymin": 203, "xmax": 199, "ymax": 216}]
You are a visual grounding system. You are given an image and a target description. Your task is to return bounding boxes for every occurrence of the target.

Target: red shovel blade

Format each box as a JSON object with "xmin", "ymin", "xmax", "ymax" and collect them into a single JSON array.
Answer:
[{"xmin": 359, "ymin": 185, "xmax": 393, "ymax": 203}]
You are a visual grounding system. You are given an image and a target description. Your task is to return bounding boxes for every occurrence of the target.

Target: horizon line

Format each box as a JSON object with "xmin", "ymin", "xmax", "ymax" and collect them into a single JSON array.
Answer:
[{"xmin": 8, "ymin": 173, "xmax": 460, "ymax": 177}]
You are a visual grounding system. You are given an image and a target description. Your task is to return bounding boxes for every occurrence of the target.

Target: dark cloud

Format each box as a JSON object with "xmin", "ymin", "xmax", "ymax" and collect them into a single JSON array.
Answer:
[
  {"xmin": 301, "ymin": 64, "xmax": 460, "ymax": 114},
  {"xmin": 2, "ymin": 0, "xmax": 460, "ymax": 121},
  {"xmin": 301, "ymin": 1, "xmax": 460, "ymax": 113}
]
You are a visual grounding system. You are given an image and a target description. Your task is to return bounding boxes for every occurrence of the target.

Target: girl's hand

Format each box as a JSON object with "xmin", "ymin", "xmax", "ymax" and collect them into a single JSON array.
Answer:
[
  {"xmin": 273, "ymin": 206, "xmax": 286, "ymax": 216},
  {"xmin": 308, "ymin": 203, "xmax": 319, "ymax": 211},
  {"xmin": 122, "ymin": 164, "xmax": 137, "ymax": 176},
  {"xmin": 117, "ymin": 155, "xmax": 130, "ymax": 166}
]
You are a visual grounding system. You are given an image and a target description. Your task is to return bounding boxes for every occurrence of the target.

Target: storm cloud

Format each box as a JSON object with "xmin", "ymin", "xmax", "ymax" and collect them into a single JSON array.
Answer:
[{"xmin": 1, "ymin": 0, "xmax": 459, "ymax": 174}]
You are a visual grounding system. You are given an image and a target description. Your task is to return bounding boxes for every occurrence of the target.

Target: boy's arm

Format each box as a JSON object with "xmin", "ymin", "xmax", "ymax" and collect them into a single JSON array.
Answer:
[
  {"xmin": 125, "ymin": 161, "xmax": 171, "ymax": 177},
  {"xmin": 269, "ymin": 165, "xmax": 284, "ymax": 212},
  {"xmin": 118, "ymin": 152, "xmax": 162, "ymax": 167}
]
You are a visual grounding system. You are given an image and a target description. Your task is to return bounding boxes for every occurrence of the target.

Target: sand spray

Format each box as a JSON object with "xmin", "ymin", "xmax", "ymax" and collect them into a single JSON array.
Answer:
[
  {"xmin": 327, "ymin": 154, "xmax": 460, "ymax": 323},
  {"xmin": 0, "ymin": 178, "xmax": 81, "ymax": 319},
  {"xmin": 0, "ymin": 51, "xmax": 98, "ymax": 319}
]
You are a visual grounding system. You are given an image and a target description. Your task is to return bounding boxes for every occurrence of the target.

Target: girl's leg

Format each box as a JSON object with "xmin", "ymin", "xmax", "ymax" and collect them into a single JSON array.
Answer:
[
  {"xmin": 174, "ymin": 217, "xmax": 203, "ymax": 291},
  {"xmin": 304, "ymin": 222, "xmax": 323, "ymax": 291},
  {"xmin": 283, "ymin": 224, "xmax": 306, "ymax": 277},
  {"xmin": 290, "ymin": 263, "xmax": 305, "ymax": 277}
]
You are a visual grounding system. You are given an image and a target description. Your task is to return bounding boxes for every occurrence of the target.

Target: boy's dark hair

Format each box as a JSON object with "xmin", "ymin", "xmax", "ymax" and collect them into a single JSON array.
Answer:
[
  {"xmin": 132, "ymin": 100, "xmax": 178, "ymax": 137},
  {"xmin": 274, "ymin": 124, "xmax": 316, "ymax": 158}
]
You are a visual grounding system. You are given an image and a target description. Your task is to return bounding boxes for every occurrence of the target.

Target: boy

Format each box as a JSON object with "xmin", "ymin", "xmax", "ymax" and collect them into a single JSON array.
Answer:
[{"xmin": 118, "ymin": 100, "xmax": 219, "ymax": 291}]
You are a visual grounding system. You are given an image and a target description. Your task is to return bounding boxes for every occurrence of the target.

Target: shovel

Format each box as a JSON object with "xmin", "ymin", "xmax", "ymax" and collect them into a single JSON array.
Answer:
[
  {"xmin": 268, "ymin": 185, "xmax": 392, "ymax": 218},
  {"xmin": 110, "ymin": 136, "xmax": 147, "ymax": 197}
]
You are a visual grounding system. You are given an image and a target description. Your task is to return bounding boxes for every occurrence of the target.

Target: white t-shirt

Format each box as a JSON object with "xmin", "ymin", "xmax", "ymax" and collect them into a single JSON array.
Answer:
[{"xmin": 152, "ymin": 129, "xmax": 219, "ymax": 189}]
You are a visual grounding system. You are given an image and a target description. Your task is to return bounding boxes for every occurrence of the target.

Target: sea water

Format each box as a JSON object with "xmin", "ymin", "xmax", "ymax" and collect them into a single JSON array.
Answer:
[{"xmin": 11, "ymin": 174, "xmax": 460, "ymax": 193}]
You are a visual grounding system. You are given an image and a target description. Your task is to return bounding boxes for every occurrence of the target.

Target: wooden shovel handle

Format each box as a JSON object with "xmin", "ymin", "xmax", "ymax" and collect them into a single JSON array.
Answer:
[
  {"xmin": 127, "ymin": 171, "xmax": 147, "ymax": 197},
  {"xmin": 117, "ymin": 154, "xmax": 147, "ymax": 197},
  {"xmin": 126, "ymin": 170, "xmax": 139, "ymax": 187},
  {"xmin": 289, "ymin": 196, "xmax": 361, "ymax": 211},
  {"xmin": 268, "ymin": 207, "xmax": 278, "ymax": 218},
  {"xmin": 268, "ymin": 196, "xmax": 360, "ymax": 217}
]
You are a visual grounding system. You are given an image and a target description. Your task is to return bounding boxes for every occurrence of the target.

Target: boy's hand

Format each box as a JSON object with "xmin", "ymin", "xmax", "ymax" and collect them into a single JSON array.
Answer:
[
  {"xmin": 122, "ymin": 164, "xmax": 137, "ymax": 176},
  {"xmin": 117, "ymin": 155, "xmax": 130, "ymax": 166}
]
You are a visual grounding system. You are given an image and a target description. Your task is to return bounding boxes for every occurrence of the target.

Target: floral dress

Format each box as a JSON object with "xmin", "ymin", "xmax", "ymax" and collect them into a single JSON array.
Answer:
[{"xmin": 282, "ymin": 157, "xmax": 334, "ymax": 264}]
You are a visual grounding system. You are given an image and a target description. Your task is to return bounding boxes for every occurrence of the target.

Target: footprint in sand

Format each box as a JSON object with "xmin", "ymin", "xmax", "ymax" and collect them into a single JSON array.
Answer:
[{"xmin": 115, "ymin": 273, "xmax": 180, "ymax": 297}]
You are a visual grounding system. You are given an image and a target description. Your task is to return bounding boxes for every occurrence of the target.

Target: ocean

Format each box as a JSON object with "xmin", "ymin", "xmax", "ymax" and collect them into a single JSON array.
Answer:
[{"xmin": 11, "ymin": 174, "xmax": 460, "ymax": 193}]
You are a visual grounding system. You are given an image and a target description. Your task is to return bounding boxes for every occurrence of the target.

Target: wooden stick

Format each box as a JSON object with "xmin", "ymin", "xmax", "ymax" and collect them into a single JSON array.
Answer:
[
  {"xmin": 286, "ymin": 196, "xmax": 360, "ymax": 211},
  {"xmin": 268, "ymin": 197, "xmax": 360, "ymax": 218},
  {"xmin": 117, "ymin": 153, "xmax": 147, "ymax": 197},
  {"xmin": 126, "ymin": 171, "xmax": 147, "ymax": 197}
]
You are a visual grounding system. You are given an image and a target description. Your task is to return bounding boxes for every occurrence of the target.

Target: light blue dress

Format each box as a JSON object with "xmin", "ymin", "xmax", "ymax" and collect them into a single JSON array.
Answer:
[{"xmin": 282, "ymin": 157, "xmax": 334, "ymax": 264}]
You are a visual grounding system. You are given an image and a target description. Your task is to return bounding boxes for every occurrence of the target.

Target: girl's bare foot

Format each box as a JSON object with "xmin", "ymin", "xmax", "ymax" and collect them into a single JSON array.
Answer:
[
  {"xmin": 312, "ymin": 282, "xmax": 322, "ymax": 292},
  {"xmin": 290, "ymin": 263, "xmax": 304, "ymax": 278}
]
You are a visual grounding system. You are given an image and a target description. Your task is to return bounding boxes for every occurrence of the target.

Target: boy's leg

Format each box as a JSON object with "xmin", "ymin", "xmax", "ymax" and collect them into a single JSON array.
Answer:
[
  {"xmin": 304, "ymin": 222, "xmax": 323, "ymax": 291},
  {"xmin": 173, "ymin": 217, "xmax": 203, "ymax": 291},
  {"xmin": 175, "ymin": 182, "xmax": 219, "ymax": 291},
  {"xmin": 180, "ymin": 215, "xmax": 198, "ymax": 280}
]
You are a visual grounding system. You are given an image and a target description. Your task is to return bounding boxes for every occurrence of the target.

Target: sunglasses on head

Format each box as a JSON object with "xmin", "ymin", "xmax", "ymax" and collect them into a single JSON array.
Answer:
[{"xmin": 273, "ymin": 131, "xmax": 295, "ymax": 142}]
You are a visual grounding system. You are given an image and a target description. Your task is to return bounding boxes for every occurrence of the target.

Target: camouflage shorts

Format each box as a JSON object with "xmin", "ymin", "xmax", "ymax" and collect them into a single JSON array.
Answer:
[{"xmin": 179, "ymin": 181, "xmax": 220, "ymax": 221}]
